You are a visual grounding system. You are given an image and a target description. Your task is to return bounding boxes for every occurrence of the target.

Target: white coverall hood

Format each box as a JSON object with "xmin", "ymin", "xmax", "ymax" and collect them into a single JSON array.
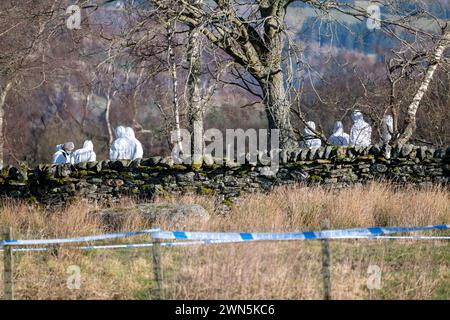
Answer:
[
  {"xmin": 329, "ymin": 121, "xmax": 349, "ymax": 146},
  {"xmin": 332, "ymin": 121, "xmax": 344, "ymax": 135},
  {"xmin": 73, "ymin": 140, "xmax": 96, "ymax": 164},
  {"xmin": 115, "ymin": 126, "xmax": 126, "ymax": 139},
  {"xmin": 351, "ymin": 111, "xmax": 364, "ymax": 123},
  {"xmin": 83, "ymin": 140, "xmax": 94, "ymax": 151},
  {"xmin": 125, "ymin": 127, "xmax": 135, "ymax": 139}
]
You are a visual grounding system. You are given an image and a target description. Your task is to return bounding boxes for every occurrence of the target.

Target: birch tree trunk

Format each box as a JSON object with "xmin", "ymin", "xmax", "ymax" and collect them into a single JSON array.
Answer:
[
  {"xmin": 397, "ymin": 28, "xmax": 450, "ymax": 144},
  {"xmin": 0, "ymin": 81, "xmax": 12, "ymax": 169},
  {"xmin": 105, "ymin": 90, "xmax": 115, "ymax": 146},
  {"xmin": 167, "ymin": 20, "xmax": 183, "ymax": 153},
  {"xmin": 186, "ymin": 23, "xmax": 203, "ymax": 164}
]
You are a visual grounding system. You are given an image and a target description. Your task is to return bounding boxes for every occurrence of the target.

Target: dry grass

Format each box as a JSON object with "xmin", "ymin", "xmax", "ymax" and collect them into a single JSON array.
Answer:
[{"xmin": 0, "ymin": 182, "xmax": 449, "ymax": 300}]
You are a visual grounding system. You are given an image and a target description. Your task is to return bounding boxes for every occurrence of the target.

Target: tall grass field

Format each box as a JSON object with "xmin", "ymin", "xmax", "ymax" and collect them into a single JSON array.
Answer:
[{"xmin": 0, "ymin": 183, "xmax": 449, "ymax": 299}]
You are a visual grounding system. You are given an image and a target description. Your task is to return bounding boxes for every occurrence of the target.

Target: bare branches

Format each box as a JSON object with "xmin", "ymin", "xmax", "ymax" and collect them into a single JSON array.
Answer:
[{"xmin": 396, "ymin": 25, "xmax": 450, "ymax": 144}]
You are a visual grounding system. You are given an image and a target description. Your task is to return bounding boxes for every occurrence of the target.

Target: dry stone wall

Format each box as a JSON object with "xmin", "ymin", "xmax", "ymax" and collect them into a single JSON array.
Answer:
[{"xmin": 0, "ymin": 144, "xmax": 448, "ymax": 207}]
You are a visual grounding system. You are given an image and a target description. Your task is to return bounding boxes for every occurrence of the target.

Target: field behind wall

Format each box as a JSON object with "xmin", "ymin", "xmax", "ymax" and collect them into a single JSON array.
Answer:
[{"xmin": 0, "ymin": 183, "xmax": 449, "ymax": 300}]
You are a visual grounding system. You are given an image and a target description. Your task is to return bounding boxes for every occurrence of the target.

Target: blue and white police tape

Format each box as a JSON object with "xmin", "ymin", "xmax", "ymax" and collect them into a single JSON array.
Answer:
[
  {"xmin": 151, "ymin": 224, "xmax": 450, "ymax": 241},
  {"xmin": 1, "ymin": 224, "xmax": 449, "ymax": 248},
  {"xmin": 0, "ymin": 228, "xmax": 160, "ymax": 246},
  {"xmin": 2, "ymin": 235, "xmax": 450, "ymax": 253},
  {"xmin": 343, "ymin": 235, "xmax": 450, "ymax": 240}
]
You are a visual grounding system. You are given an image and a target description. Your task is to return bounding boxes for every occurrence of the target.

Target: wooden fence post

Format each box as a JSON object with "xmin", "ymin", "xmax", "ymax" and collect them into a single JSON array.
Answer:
[
  {"xmin": 321, "ymin": 219, "xmax": 332, "ymax": 300},
  {"xmin": 151, "ymin": 225, "xmax": 164, "ymax": 300},
  {"xmin": 2, "ymin": 226, "xmax": 14, "ymax": 300}
]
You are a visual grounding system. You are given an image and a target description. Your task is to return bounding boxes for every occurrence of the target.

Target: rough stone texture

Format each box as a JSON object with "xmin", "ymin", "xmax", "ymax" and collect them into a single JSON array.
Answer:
[{"xmin": 0, "ymin": 144, "xmax": 448, "ymax": 207}]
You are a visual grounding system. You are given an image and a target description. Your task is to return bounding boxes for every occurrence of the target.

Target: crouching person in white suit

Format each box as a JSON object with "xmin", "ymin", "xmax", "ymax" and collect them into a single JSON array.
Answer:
[
  {"xmin": 329, "ymin": 121, "xmax": 350, "ymax": 146},
  {"xmin": 110, "ymin": 126, "xmax": 132, "ymax": 160},
  {"xmin": 125, "ymin": 127, "xmax": 143, "ymax": 160},
  {"xmin": 52, "ymin": 142, "xmax": 75, "ymax": 165},
  {"xmin": 72, "ymin": 140, "xmax": 96, "ymax": 164},
  {"xmin": 110, "ymin": 126, "xmax": 143, "ymax": 161}
]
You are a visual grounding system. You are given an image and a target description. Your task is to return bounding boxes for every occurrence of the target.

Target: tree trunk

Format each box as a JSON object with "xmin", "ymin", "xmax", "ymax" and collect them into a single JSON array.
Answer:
[
  {"xmin": 0, "ymin": 81, "xmax": 12, "ymax": 169},
  {"xmin": 105, "ymin": 90, "xmax": 114, "ymax": 146},
  {"xmin": 167, "ymin": 20, "xmax": 183, "ymax": 153},
  {"xmin": 186, "ymin": 24, "xmax": 203, "ymax": 163},
  {"xmin": 260, "ymin": 5, "xmax": 297, "ymax": 150},
  {"xmin": 260, "ymin": 71, "xmax": 297, "ymax": 150},
  {"xmin": 397, "ymin": 28, "xmax": 450, "ymax": 145}
]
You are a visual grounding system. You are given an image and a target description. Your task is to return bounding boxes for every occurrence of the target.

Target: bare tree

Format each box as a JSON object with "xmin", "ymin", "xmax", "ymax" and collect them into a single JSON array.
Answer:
[
  {"xmin": 397, "ymin": 25, "xmax": 450, "ymax": 144},
  {"xmin": 148, "ymin": 0, "xmax": 301, "ymax": 148},
  {"xmin": 0, "ymin": 0, "xmax": 60, "ymax": 168},
  {"xmin": 167, "ymin": 20, "xmax": 184, "ymax": 152},
  {"xmin": 186, "ymin": 19, "xmax": 204, "ymax": 163},
  {"xmin": 143, "ymin": 0, "xmax": 450, "ymax": 148}
]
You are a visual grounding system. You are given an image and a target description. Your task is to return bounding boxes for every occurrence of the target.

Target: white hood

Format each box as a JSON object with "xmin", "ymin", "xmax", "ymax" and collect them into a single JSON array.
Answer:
[
  {"xmin": 73, "ymin": 140, "xmax": 96, "ymax": 164},
  {"xmin": 332, "ymin": 121, "xmax": 344, "ymax": 135},
  {"xmin": 83, "ymin": 140, "xmax": 94, "ymax": 151},
  {"xmin": 115, "ymin": 126, "xmax": 126, "ymax": 139},
  {"xmin": 304, "ymin": 121, "xmax": 316, "ymax": 136},
  {"xmin": 125, "ymin": 127, "xmax": 136, "ymax": 140},
  {"xmin": 351, "ymin": 111, "xmax": 364, "ymax": 123},
  {"xmin": 329, "ymin": 121, "xmax": 349, "ymax": 146}
]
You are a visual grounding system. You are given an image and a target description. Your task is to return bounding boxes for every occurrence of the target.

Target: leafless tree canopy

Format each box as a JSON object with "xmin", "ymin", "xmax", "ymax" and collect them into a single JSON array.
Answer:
[{"xmin": 0, "ymin": 0, "xmax": 449, "ymax": 166}]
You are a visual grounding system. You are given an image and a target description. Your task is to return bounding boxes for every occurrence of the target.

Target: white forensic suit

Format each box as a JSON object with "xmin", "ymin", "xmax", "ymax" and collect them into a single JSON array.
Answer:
[{"xmin": 349, "ymin": 111, "xmax": 372, "ymax": 147}]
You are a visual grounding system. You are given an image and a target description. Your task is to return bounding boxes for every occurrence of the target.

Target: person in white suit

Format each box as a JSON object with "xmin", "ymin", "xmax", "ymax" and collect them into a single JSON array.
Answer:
[
  {"xmin": 125, "ymin": 127, "xmax": 143, "ymax": 160},
  {"xmin": 110, "ymin": 126, "xmax": 133, "ymax": 160},
  {"xmin": 329, "ymin": 121, "xmax": 350, "ymax": 146},
  {"xmin": 52, "ymin": 142, "xmax": 74, "ymax": 165},
  {"xmin": 349, "ymin": 111, "xmax": 372, "ymax": 147},
  {"xmin": 72, "ymin": 140, "xmax": 96, "ymax": 164},
  {"xmin": 304, "ymin": 121, "xmax": 322, "ymax": 148}
]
